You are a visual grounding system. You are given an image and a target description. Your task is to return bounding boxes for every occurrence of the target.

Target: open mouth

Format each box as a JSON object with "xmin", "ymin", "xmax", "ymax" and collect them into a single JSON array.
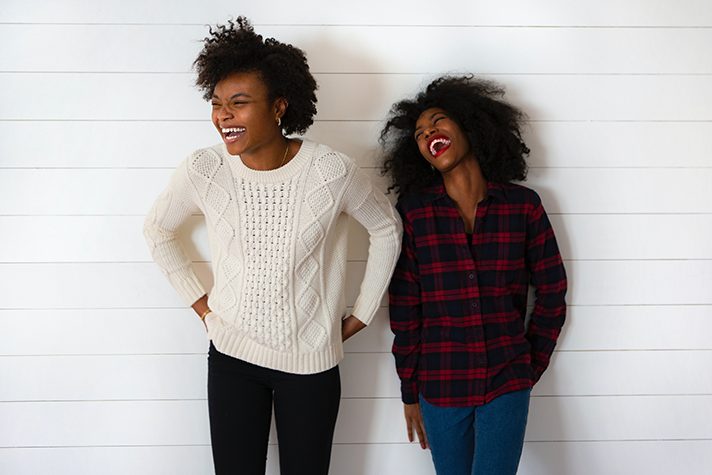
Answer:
[
  {"xmin": 427, "ymin": 135, "xmax": 451, "ymax": 158},
  {"xmin": 221, "ymin": 127, "xmax": 246, "ymax": 143}
]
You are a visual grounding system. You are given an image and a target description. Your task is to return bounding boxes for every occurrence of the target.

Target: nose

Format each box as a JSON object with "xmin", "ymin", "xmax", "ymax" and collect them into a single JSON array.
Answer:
[
  {"xmin": 215, "ymin": 104, "xmax": 233, "ymax": 122},
  {"xmin": 422, "ymin": 125, "xmax": 437, "ymax": 140}
]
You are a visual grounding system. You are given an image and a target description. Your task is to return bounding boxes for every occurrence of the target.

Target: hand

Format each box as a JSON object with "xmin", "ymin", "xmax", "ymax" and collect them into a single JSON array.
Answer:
[
  {"xmin": 190, "ymin": 294, "xmax": 211, "ymax": 331},
  {"xmin": 341, "ymin": 315, "xmax": 366, "ymax": 342},
  {"xmin": 404, "ymin": 403, "xmax": 428, "ymax": 449}
]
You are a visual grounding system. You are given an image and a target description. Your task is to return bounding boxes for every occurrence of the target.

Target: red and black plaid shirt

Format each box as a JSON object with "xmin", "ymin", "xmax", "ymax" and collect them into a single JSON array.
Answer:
[{"xmin": 389, "ymin": 180, "xmax": 567, "ymax": 407}]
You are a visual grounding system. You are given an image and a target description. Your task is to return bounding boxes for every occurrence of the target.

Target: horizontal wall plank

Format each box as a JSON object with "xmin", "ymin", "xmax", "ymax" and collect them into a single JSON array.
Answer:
[
  {"xmin": 548, "ymin": 214, "xmax": 712, "ymax": 260},
  {"xmin": 3, "ymin": 396, "xmax": 712, "ymax": 446},
  {"xmin": 2, "ymin": 350, "xmax": 711, "ymax": 401},
  {"xmin": 555, "ymin": 305, "xmax": 712, "ymax": 351},
  {"xmin": 3, "ymin": 0, "xmax": 712, "ymax": 26},
  {"xmin": 0, "ymin": 260, "xmax": 710, "ymax": 309},
  {"xmin": 3, "ymin": 213, "xmax": 711, "ymax": 263},
  {"xmin": 3, "ymin": 73, "xmax": 712, "ymax": 122},
  {"xmin": 0, "ymin": 446, "xmax": 217, "ymax": 475},
  {"xmin": 3, "ymin": 441, "xmax": 712, "ymax": 475},
  {"xmin": 5, "ymin": 25, "xmax": 712, "ymax": 74},
  {"xmin": 519, "ymin": 440, "xmax": 712, "ymax": 475},
  {"xmin": 2, "ymin": 168, "xmax": 711, "ymax": 214},
  {"xmin": 3, "ymin": 121, "xmax": 712, "ymax": 169}
]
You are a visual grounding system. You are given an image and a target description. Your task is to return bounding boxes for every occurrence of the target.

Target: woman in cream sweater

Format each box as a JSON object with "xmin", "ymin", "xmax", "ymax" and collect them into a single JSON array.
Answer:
[{"xmin": 143, "ymin": 17, "xmax": 401, "ymax": 475}]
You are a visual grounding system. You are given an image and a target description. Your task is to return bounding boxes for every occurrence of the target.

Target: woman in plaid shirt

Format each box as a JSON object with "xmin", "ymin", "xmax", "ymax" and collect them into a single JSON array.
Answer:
[{"xmin": 381, "ymin": 76, "xmax": 567, "ymax": 475}]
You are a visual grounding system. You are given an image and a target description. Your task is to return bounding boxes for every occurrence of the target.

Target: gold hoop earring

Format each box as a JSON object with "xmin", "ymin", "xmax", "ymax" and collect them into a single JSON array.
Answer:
[{"xmin": 276, "ymin": 117, "xmax": 281, "ymax": 127}]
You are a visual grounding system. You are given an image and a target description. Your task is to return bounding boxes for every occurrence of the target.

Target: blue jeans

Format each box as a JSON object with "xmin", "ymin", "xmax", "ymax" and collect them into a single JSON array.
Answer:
[{"xmin": 419, "ymin": 389, "xmax": 531, "ymax": 475}]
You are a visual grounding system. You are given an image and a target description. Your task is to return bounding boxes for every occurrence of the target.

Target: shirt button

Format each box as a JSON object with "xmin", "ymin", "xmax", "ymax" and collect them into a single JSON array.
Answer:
[
  {"xmin": 468, "ymin": 273, "xmax": 475, "ymax": 280},
  {"xmin": 471, "ymin": 301, "xmax": 479, "ymax": 309}
]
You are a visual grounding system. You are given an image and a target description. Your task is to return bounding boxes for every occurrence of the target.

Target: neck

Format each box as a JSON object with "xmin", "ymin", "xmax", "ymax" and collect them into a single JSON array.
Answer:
[
  {"xmin": 441, "ymin": 157, "xmax": 488, "ymax": 206},
  {"xmin": 239, "ymin": 136, "xmax": 291, "ymax": 171}
]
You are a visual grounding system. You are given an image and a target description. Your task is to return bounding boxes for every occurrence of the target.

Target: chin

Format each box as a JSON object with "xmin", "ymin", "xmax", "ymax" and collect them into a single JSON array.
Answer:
[{"xmin": 224, "ymin": 142, "xmax": 243, "ymax": 156}]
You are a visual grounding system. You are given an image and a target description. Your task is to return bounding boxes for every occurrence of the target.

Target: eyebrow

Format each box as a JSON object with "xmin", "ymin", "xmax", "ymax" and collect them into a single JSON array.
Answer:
[{"xmin": 212, "ymin": 92, "xmax": 252, "ymax": 100}]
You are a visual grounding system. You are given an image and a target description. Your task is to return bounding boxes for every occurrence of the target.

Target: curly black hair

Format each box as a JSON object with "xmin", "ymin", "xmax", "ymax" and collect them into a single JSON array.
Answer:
[
  {"xmin": 193, "ymin": 16, "xmax": 317, "ymax": 135},
  {"xmin": 380, "ymin": 75, "xmax": 529, "ymax": 196}
]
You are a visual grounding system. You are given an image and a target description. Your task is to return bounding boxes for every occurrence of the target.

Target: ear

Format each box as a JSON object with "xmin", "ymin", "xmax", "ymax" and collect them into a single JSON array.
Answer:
[{"xmin": 273, "ymin": 97, "xmax": 288, "ymax": 120}]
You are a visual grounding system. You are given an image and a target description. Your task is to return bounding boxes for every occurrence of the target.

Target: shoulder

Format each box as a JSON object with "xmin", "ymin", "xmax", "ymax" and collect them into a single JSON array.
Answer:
[
  {"xmin": 491, "ymin": 182, "xmax": 542, "ymax": 206},
  {"xmin": 394, "ymin": 192, "xmax": 429, "ymax": 227},
  {"xmin": 309, "ymin": 141, "xmax": 357, "ymax": 167},
  {"xmin": 395, "ymin": 192, "xmax": 423, "ymax": 213},
  {"xmin": 183, "ymin": 144, "xmax": 226, "ymax": 175},
  {"xmin": 305, "ymin": 140, "xmax": 358, "ymax": 181}
]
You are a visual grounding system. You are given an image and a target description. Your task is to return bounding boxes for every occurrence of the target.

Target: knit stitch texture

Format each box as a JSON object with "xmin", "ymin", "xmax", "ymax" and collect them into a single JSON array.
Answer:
[{"xmin": 144, "ymin": 140, "xmax": 402, "ymax": 373}]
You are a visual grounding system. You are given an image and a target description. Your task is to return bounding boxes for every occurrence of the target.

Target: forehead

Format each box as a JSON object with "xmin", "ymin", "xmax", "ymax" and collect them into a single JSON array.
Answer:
[
  {"xmin": 415, "ymin": 107, "xmax": 448, "ymax": 128},
  {"xmin": 213, "ymin": 71, "xmax": 268, "ymax": 97}
]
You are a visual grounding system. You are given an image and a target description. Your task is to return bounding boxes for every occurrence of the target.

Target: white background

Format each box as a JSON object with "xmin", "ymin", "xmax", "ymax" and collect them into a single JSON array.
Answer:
[{"xmin": 1, "ymin": 1, "xmax": 712, "ymax": 474}]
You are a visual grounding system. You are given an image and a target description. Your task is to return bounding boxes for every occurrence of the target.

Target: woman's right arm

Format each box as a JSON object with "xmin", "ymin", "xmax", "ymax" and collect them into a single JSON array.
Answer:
[
  {"xmin": 389, "ymin": 202, "xmax": 428, "ymax": 448},
  {"xmin": 143, "ymin": 159, "xmax": 207, "ymax": 309}
]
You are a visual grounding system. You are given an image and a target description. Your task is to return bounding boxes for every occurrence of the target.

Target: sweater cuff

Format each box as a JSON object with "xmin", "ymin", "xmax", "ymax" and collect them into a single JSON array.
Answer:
[
  {"xmin": 169, "ymin": 272, "xmax": 207, "ymax": 307},
  {"xmin": 351, "ymin": 296, "xmax": 378, "ymax": 326},
  {"xmin": 401, "ymin": 380, "xmax": 419, "ymax": 405}
]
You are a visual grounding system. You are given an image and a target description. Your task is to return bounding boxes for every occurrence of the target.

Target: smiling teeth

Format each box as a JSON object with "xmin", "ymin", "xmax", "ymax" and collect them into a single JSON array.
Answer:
[
  {"xmin": 221, "ymin": 127, "xmax": 245, "ymax": 134},
  {"xmin": 429, "ymin": 137, "xmax": 451, "ymax": 156}
]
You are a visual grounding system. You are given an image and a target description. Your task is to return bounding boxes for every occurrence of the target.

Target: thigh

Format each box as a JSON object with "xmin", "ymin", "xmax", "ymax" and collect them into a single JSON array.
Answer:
[
  {"xmin": 473, "ymin": 389, "xmax": 531, "ymax": 475},
  {"xmin": 207, "ymin": 344, "xmax": 273, "ymax": 475},
  {"xmin": 419, "ymin": 394, "xmax": 476, "ymax": 475},
  {"xmin": 273, "ymin": 365, "xmax": 341, "ymax": 475}
]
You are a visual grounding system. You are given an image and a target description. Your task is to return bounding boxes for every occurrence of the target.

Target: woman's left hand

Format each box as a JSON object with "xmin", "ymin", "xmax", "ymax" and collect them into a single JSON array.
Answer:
[{"xmin": 341, "ymin": 315, "xmax": 366, "ymax": 341}]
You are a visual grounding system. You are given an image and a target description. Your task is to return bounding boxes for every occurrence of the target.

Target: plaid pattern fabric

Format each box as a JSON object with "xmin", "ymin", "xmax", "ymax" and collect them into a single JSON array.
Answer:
[{"xmin": 389, "ymin": 180, "xmax": 567, "ymax": 406}]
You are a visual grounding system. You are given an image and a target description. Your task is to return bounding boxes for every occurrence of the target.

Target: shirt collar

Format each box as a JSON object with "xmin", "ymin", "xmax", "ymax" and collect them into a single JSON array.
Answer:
[{"xmin": 419, "ymin": 177, "xmax": 508, "ymax": 203}]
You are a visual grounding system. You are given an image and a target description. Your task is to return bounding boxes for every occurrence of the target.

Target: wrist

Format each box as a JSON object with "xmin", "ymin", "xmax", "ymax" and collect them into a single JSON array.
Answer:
[{"xmin": 199, "ymin": 308, "xmax": 212, "ymax": 321}]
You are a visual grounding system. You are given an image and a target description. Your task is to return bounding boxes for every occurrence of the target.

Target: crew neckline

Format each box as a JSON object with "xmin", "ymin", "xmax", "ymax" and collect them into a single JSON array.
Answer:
[{"xmin": 221, "ymin": 139, "xmax": 314, "ymax": 183}]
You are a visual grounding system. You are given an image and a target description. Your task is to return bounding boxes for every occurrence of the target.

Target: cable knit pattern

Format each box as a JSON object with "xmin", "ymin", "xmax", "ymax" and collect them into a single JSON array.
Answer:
[
  {"xmin": 236, "ymin": 178, "xmax": 297, "ymax": 351},
  {"xmin": 144, "ymin": 140, "xmax": 402, "ymax": 374}
]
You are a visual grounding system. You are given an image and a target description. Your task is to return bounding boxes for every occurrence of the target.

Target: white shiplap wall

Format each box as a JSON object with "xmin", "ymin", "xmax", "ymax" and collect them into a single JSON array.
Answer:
[{"xmin": 1, "ymin": 1, "xmax": 712, "ymax": 474}]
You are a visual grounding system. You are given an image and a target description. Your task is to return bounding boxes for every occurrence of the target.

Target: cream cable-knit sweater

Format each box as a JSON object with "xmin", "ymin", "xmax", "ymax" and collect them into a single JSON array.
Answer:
[{"xmin": 144, "ymin": 140, "xmax": 402, "ymax": 374}]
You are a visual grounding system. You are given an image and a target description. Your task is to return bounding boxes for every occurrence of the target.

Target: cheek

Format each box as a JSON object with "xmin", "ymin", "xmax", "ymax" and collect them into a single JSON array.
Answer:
[{"xmin": 416, "ymin": 141, "xmax": 431, "ymax": 161}]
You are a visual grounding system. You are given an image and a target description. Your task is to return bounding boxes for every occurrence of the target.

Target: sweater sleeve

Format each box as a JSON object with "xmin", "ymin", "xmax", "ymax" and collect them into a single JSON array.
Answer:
[
  {"xmin": 143, "ymin": 158, "xmax": 207, "ymax": 307},
  {"xmin": 341, "ymin": 166, "xmax": 402, "ymax": 326}
]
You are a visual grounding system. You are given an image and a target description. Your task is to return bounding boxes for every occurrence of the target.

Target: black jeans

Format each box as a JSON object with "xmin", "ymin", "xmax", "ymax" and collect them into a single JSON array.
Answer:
[{"xmin": 207, "ymin": 343, "xmax": 341, "ymax": 475}]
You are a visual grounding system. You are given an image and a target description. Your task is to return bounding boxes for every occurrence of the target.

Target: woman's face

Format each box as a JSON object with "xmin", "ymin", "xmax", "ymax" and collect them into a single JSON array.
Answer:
[
  {"xmin": 211, "ymin": 71, "xmax": 285, "ymax": 157},
  {"xmin": 413, "ymin": 107, "xmax": 473, "ymax": 173}
]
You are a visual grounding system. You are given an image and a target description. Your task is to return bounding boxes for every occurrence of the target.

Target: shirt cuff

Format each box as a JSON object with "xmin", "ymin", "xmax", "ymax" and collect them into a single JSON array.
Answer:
[{"xmin": 401, "ymin": 380, "xmax": 419, "ymax": 405}]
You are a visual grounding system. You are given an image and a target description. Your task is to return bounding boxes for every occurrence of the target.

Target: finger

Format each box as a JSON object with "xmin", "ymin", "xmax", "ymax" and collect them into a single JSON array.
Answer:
[
  {"xmin": 417, "ymin": 420, "xmax": 429, "ymax": 449},
  {"xmin": 415, "ymin": 422, "xmax": 427, "ymax": 449},
  {"xmin": 406, "ymin": 418, "xmax": 414, "ymax": 442}
]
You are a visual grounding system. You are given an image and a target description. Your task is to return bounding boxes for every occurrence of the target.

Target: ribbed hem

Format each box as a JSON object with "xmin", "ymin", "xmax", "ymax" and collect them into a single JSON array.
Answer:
[
  {"xmin": 207, "ymin": 317, "xmax": 344, "ymax": 374},
  {"xmin": 171, "ymin": 273, "xmax": 207, "ymax": 307}
]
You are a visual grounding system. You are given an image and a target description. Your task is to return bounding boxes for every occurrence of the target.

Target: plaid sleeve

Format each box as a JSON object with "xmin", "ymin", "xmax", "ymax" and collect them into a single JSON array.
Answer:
[
  {"xmin": 389, "ymin": 202, "xmax": 422, "ymax": 404},
  {"xmin": 525, "ymin": 195, "xmax": 568, "ymax": 382}
]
